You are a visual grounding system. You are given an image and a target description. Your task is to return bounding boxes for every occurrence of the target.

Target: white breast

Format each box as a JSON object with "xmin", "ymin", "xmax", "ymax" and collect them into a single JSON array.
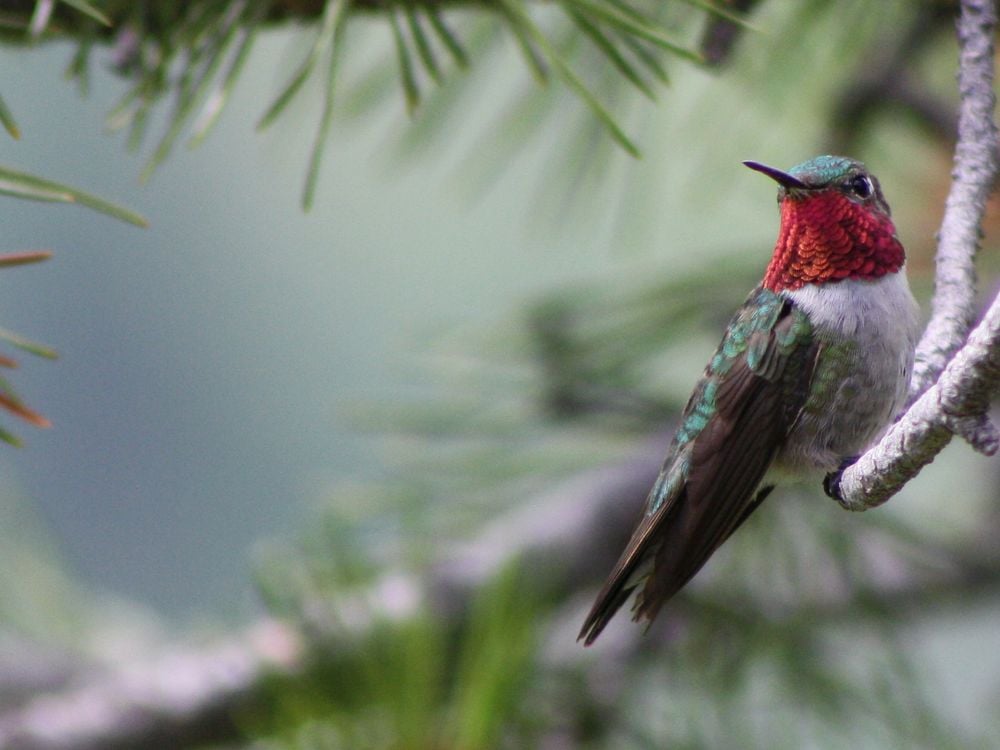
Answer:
[
  {"xmin": 786, "ymin": 271, "xmax": 920, "ymax": 344},
  {"xmin": 777, "ymin": 270, "xmax": 920, "ymax": 474}
]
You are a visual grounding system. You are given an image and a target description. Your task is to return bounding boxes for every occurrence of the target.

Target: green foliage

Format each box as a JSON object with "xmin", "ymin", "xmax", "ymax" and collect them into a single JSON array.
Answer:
[
  {"xmin": 248, "ymin": 0, "xmax": 708, "ymax": 200},
  {"xmin": 0, "ymin": 2, "xmax": 147, "ymax": 448},
  {"xmin": 43, "ymin": 0, "xmax": 111, "ymax": 30},
  {"xmin": 298, "ymin": 0, "xmax": 352, "ymax": 209},
  {"xmin": 253, "ymin": 519, "xmax": 541, "ymax": 749},
  {"xmin": 0, "ymin": 253, "xmax": 58, "ymax": 446},
  {"xmin": 0, "ymin": 93, "xmax": 20, "ymax": 138},
  {"xmin": 0, "ymin": 0, "xmax": 146, "ymax": 444},
  {"xmin": 0, "ymin": 164, "xmax": 147, "ymax": 225},
  {"xmin": 0, "ymin": 2, "xmax": 141, "ymax": 222},
  {"xmin": 0, "ymin": 0, "xmax": 747, "ymax": 210},
  {"xmin": 447, "ymin": 564, "xmax": 539, "ymax": 749},
  {"xmin": 0, "ymin": 485, "xmax": 90, "ymax": 641}
]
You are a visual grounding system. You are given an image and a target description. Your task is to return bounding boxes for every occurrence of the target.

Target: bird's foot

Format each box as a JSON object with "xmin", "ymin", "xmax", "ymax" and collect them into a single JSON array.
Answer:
[{"xmin": 823, "ymin": 455, "xmax": 858, "ymax": 504}]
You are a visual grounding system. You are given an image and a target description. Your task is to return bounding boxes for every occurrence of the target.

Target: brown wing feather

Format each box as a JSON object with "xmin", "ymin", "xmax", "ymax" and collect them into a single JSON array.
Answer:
[
  {"xmin": 579, "ymin": 304, "xmax": 817, "ymax": 645},
  {"xmin": 634, "ymin": 359, "xmax": 788, "ymax": 622}
]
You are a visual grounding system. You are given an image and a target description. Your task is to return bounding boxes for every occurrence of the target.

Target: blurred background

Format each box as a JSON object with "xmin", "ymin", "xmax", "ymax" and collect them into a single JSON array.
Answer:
[{"xmin": 0, "ymin": 1, "xmax": 999, "ymax": 748}]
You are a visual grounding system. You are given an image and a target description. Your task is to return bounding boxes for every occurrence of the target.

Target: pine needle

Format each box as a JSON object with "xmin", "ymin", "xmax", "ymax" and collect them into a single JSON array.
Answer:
[
  {"xmin": 0, "ymin": 327, "xmax": 58, "ymax": 360},
  {"xmin": 389, "ymin": 3, "xmax": 422, "ymax": 115},
  {"xmin": 190, "ymin": 4, "xmax": 263, "ymax": 146},
  {"xmin": 562, "ymin": 3, "xmax": 656, "ymax": 99},
  {"xmin": 142, "ymin": 0, "xmax": 248, "ymax": 180},
  {"xmin": 679, "ymin": 0, "xmax": 761, "ymax": 30},
  {"xmin": 572, "ymin": 0, "xmax": 703, "ymax": 61},
  {"xmin": 0, "ymin": 94, "xmax": 20, "ymax": 139},
  {"xmin": 0, "ymin": 165, "xmax": 147, "ymax": 226},
  {"xmin": 57, "ymin": 0, "xmax": 112, "ymax": 27},
  {"xmin": 302, "ymin": 0, "xmax": 351, "ymax": 210},
  {"xmin": 405, "ymin": 4, "xmax": 442, "ymax": 84},
  {"xmin": 0, "ymin": 251, "xmax": 52, "ymax": 267},
  {"xmin": 496, "ymin": 1, "xmax": 549, "ymax": 84},
  {"xmin": 494, "ymin": 0, "xmax": 640, "ymax": 157},
  {"xmin": 259, "ymin": 0, "xmax": 346, "ymax": 130},
  {"xmin": 426, "ymin": 8, "xmax": 468, "ymax": 69}
]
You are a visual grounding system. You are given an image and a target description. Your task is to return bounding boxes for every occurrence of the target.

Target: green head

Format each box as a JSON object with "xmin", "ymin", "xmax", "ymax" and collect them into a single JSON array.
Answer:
[
  {"xmin": 789, "ymin": 155, "xmax": 863, "ymax": 185},
  {"xmin": 744, "ymin": 155, "xmax": 892, "ymax": 217}
]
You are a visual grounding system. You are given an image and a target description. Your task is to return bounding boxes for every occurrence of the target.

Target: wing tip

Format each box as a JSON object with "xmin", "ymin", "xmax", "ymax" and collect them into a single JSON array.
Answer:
[{"xmin": 577, "ymin": 584, "xmax": 636, "ymax": 647}]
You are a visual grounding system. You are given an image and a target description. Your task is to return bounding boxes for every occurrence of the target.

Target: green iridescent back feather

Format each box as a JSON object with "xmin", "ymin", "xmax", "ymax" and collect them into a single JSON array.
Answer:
[{"xmin": 649, "ymin": 287, "xmax": 812, "ymax": 515}]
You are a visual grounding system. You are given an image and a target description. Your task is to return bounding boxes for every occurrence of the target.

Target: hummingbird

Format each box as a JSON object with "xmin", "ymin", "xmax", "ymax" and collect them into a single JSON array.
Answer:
[{"xmin": 578, "ymin": 155, "xmax": 920, "ymax": 646}]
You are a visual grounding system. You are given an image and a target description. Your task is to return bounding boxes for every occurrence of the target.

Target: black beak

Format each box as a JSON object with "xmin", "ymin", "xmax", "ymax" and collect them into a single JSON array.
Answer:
[{"xmin": 742, "ymin": 160, "xmax": 808, "ymax": 190}]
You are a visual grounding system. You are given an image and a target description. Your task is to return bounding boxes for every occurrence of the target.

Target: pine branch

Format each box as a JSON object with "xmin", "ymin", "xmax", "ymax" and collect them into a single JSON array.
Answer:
[
  {"xmin": 1, "ymin": 0, "xmax": 717, "ymax": 207},
  {"xmin": 909, "ymin": 0, "xmax": 1000, "ymax": 399},
  {"xmin": 832, "ymin": 0, "xmax": 1000, "ymax": 511},
  {"xmin": 0, "ymin": 619, "xmax": 304, "ymax": 750}
]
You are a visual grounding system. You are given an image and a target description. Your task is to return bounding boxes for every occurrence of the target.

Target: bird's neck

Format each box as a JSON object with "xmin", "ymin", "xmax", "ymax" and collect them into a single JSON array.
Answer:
[{"xmin": 763, "ymin": 191, "xmax": 905, "ymax": 292}]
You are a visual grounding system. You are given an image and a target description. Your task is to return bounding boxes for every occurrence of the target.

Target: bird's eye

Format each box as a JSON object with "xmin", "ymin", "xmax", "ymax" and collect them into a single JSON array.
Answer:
[{"xmin": 848, "ymin": 174, "xmax": 873, "ymax": 199}]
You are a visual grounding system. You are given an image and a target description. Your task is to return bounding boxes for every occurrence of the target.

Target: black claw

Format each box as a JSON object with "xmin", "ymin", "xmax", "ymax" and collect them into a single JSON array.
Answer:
[
  {"xmin": 822, "ymin": 471, "xmax": 843, "ymax": 501},
  {"xmin": 823, "ymin": 455, "xmax": 859, "ymax": 502}
]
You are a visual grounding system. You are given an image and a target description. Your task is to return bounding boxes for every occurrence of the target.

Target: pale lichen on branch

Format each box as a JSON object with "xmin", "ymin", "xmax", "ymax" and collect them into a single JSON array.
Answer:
[{"xmin": 910, "ymin": 0, "xmax": 1000, "ymax": 399}]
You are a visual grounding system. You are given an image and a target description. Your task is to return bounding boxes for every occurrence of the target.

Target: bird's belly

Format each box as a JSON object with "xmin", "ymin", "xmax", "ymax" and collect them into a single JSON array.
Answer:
[
  {"xmin": 776, "ymin": 356, "xmax": 905, "ymax": 473},
  {"xmin": 773, "ymin": 275, "xmax": 918, "ymax": 475}
]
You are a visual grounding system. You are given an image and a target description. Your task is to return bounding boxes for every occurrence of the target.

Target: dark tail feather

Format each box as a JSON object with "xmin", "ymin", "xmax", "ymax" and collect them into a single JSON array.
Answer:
[
  {"xmin": 578, "ymin": 581, "xmax": 636, "ymax": 646},
  {"xmin": 579, "ymin": 477, "xmax": 681, "ymax": 645}
]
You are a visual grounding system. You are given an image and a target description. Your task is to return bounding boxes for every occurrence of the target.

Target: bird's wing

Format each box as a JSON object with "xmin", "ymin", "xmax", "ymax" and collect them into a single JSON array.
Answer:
[{"xmin": 579, "ymin": 288, "xmax": 817, "ymax": 645}]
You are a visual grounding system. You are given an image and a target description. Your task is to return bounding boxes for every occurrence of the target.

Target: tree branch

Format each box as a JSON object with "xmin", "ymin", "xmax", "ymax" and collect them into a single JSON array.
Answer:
[
  {"xmin": 0, "ymin": 620, "xmax": 304, "ymax": 750},
  {"xmin": 910, "ymin": 0, "xmax": 1000, "ymax": 399},
  {"xmin": 834, "ymin": 0, "xmax": 1000, "ymax": 511}
]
